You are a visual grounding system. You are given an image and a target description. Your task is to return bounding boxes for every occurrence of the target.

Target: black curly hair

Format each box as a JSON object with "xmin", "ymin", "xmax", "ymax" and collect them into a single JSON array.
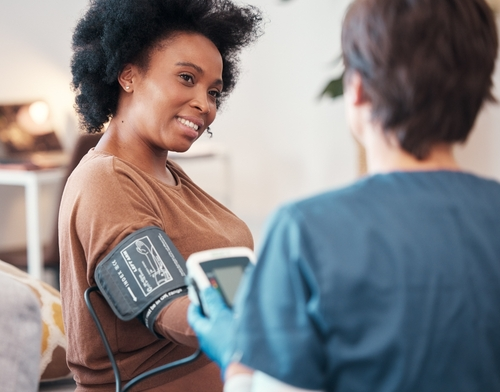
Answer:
[{"xmin": 70, "ymin": 0, "xmax": 263, "ymax": 133}]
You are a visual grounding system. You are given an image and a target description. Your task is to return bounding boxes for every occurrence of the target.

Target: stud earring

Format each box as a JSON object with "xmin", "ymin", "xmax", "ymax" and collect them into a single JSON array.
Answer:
[{"xmin": 125, "ymin": 86, "xmax": 130, "ymax": 90}]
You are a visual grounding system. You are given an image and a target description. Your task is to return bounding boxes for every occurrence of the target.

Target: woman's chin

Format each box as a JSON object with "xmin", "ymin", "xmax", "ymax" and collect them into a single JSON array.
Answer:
[{"xmin": 170, "ymin": 143, "xmax": 192, "ymax": 154}]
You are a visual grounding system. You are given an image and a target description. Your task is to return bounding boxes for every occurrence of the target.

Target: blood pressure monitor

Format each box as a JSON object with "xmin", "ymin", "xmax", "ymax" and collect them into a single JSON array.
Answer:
[{"xmin": 186, "ymin": 247, "xmax": 256, "ymax": 312}]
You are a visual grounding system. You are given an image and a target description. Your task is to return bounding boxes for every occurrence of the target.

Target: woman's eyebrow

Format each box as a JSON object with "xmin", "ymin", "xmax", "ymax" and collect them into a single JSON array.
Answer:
[
  {"xmin": 176, "ymin": 61, "xmax": 223, "ymax": 86},
  {"xmin": 176, "ymin": 61, "xmax": 204, "ymax": 74}
]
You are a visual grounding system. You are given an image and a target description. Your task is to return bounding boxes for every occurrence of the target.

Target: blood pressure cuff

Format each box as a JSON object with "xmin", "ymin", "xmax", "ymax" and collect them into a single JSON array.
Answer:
[{"xmin": 94, "ymin": 226, "xmax": 188, "ymax": 337}]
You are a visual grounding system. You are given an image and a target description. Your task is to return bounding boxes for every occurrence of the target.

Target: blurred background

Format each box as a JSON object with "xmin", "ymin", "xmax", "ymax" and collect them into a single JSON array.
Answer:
[{"xmin": 0, "ymin": 0, "xmax": 499, "ymax": 284}]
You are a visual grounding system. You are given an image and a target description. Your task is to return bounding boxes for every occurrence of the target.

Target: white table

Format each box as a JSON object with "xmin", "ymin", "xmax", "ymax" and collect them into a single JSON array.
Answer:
[{"xmin": 0, "ymin": 167, "xmax": 66, "ymax": 279}]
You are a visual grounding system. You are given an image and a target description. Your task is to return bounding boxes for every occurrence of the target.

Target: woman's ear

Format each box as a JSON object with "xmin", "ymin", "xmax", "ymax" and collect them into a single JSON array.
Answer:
[
  {"xmin": 344, "ymin": 71, "xmax": 365, "ymax": 106},
  {"xmin": 118, "ymin": 64, "xmax": 135, "ymax": 93}
]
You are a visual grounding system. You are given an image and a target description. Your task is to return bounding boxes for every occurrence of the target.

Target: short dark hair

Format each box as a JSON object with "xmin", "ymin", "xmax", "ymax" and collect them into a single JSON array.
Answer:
[
  {"xmin": 342, "ymin": 0, "xmax": 498, "ymax": 159},
  {"xmin": 71, "ymin": 0, "xmax": 263, "ymax": 133}
]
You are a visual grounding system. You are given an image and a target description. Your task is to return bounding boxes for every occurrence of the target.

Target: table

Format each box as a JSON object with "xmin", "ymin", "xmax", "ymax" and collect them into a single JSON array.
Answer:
[{"xmin": 0, "ymin": 167, "xmax": 66, "ymax": 279}]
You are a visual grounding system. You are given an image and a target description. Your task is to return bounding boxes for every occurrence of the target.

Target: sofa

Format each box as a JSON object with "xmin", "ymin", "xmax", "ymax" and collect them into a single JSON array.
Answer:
[{"xmin": 0, "ymin": 260, "xmax": 72, "ymax": 391}]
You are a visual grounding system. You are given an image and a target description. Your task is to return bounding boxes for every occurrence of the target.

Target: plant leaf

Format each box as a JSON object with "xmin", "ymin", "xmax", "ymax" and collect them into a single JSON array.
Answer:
[{"xmin": 319, "ymin": 73, "xmax": 344, "ymax": 99}]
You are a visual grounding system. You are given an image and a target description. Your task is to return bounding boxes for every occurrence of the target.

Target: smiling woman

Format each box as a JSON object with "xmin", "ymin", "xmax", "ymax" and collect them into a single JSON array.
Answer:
[
  {"xmin": 108, "ymin": 33, "xmax": 224, "ymax": 184},
  {"xmin": 59, "ymin": 1, "xmax": 263, "ymax": 391}
]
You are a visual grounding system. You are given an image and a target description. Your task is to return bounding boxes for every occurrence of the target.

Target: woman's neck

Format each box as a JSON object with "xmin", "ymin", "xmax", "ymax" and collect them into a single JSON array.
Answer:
[{"xmin": 95, "ymin": 121, "xmax": 176, "ymax": 186}]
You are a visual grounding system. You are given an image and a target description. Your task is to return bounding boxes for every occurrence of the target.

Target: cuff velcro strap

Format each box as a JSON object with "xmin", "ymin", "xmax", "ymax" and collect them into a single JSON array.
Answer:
[{"xmin": 94, "ymin": 226, "xmax": 188, "ymax": 323}]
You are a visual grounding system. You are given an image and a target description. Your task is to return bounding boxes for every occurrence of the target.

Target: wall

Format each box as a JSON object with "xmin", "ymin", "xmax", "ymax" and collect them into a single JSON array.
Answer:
[
  {"xmin": 455, "ymin": 50, "xmax": 500, "ymax": 180},
  {"xmin": 0, "ymin": 0, "xmax": 86, "ymax": 250},
  {"xmin": 0, "ymin": 0, "xmax": 498, "ymax": 251},
  {"xmin": 201, "ymin": 0, "xmax": 356, "ymax": 242}
]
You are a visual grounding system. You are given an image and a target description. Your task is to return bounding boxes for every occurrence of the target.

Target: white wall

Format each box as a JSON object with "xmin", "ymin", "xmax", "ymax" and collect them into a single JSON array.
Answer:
[
  {"xmin": 0, "ymin": 0, "xmax": 498, "ymax": 251},
  {"xmin": 207, "ymin": 0, "xmax": 356, "ymax": 242},
  {"xmin": 455, "ymin": 39, "xmax": 500, "ymax": 180}
]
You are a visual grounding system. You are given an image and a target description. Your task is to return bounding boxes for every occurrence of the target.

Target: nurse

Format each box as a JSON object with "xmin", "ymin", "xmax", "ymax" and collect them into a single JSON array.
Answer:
[{"xmin": 188, "ymin": 0, "xmax": 500, "ymax": 391}]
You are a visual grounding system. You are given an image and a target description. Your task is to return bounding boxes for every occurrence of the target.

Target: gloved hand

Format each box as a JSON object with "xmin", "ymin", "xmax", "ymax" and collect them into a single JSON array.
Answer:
[{"xmin": 188, "ymin": 287, "xmax": 236, "ymax": 373}]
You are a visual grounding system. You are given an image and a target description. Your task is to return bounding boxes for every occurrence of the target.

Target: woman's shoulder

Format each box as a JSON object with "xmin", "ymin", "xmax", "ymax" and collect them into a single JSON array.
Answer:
[
  {"xmin": 70, "ymin": 149, "xmax": 149, "ymax": 185},
  {"xmin": 66, "ymin": 149, "xmax": 151, "ymax": 201},
  {"xmin": 70, "ymin": 149, "xmax": 115, "ymax": 179},
  {"xmin": 61, "ymin": 149, "xmax": 163, "ymax": 233}
]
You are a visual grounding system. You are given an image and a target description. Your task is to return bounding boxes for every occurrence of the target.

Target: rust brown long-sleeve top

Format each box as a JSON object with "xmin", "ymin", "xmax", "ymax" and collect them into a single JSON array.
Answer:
[{"xmin": 59, "ymin": 150, "xmax": 253, "ymax": 391}]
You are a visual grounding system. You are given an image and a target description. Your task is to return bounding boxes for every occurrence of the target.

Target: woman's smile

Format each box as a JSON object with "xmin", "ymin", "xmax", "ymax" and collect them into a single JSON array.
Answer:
[
  {"xmin": 177, "ymin": 117, "xmax": 201, "ymax": 132},
  {"xmin": 176, "ymin": 116, "xmax": 204, "ymax": 140}
]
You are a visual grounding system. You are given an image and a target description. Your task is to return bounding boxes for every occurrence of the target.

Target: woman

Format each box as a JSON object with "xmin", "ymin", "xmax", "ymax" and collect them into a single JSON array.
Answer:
[
  {"xmin": 59, "ymin": 0, "xmax": 262, "ymax": 391},
  {"xmin": 189, "ymin": 0, "xmax": 500, "ymax": 391}
]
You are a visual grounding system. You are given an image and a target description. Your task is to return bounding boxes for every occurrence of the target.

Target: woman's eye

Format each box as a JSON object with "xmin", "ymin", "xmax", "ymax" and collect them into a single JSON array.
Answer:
[
  {"xmin": 209, "ymin": 90, "xmax": 222, "ymax": 99},
  {"xmin": 179, "ymin": 74, "xmax": 194, "ymax": 83}
]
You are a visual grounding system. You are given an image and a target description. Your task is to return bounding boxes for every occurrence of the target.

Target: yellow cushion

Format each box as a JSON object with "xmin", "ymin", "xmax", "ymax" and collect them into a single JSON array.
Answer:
[{"xmin": 0, "ymin": 260, "xmax": 71, "ymax": 381}]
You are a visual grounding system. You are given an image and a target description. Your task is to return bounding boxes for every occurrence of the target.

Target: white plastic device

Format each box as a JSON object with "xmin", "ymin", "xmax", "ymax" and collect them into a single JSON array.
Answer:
[{"xmin": 186, "ymin": 246, "xmax": 256, "ymax": 313}]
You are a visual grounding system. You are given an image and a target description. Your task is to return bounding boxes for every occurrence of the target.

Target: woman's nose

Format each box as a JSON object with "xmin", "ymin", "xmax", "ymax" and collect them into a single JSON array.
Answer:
[{"xmin": 190, "ymin": 89, "xmax": 211, "ymax": 114}]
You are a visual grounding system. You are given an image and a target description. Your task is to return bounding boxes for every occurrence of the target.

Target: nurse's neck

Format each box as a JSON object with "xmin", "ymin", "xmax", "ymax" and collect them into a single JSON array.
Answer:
[{"xmin": 362, "ymin": 125, "xmax": 460, "ymax": 175}]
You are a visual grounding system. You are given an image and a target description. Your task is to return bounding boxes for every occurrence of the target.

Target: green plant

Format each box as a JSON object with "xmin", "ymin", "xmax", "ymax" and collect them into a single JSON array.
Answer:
[{"xmin": 319, "ymin": 61, "xmax": 344, "ymax": 99}]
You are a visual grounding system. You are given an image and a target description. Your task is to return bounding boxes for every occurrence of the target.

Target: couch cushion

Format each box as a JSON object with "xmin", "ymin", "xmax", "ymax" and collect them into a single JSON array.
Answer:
[
  {"xmin": 0, "ymin": 260, "xmax": 71, "ymax": 381},
  {"xmin": 0, "ymin": 271, "xmax": 41, "ymax": 391}
]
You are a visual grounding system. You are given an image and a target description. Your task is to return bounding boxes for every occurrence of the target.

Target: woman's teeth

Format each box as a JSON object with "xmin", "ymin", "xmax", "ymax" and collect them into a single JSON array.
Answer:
[{"xmin": 178, "ymin": 118, "xmax": 199, "ymax": 131}]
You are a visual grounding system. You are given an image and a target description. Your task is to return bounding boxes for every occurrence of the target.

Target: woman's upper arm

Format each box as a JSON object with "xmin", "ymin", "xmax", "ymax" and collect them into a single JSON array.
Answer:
[{"xmin": 154, "ymin": 295, "xmax": 199, "ymax": 347}]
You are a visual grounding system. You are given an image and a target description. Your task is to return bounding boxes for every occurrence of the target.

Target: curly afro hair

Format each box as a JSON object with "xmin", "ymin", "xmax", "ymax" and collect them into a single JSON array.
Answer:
[{"xmin": 70, "ymin": 0, "xmax": 263, "ymax": 133}]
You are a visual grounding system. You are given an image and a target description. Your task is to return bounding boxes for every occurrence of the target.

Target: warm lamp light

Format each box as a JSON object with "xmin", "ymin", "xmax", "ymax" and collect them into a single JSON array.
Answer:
[
  {"xmin": 15, "ymin": 101, "xmax": 52, "ymax": 135},
  {"xmin": 28, "ymin": 101, "xmax": 50, "ymax": 125}
]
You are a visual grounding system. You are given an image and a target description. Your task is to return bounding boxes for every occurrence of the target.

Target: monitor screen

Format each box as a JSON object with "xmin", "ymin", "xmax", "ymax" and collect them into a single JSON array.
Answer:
[{"xmin": 201, "ymin": 256, "xmax": 250, "ymax": 307}]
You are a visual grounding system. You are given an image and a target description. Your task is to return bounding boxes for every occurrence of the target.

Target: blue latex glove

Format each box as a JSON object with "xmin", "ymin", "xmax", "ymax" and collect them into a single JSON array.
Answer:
[{"xmin": 188, "ymin": 287, "xmax": 236, "ymax": 373}]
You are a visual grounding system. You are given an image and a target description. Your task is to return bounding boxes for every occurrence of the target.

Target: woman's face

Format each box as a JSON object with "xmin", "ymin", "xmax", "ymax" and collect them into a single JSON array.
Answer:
[{"xmin": 123, "ymin": 32, "xmax": 223, "ymax": 154}]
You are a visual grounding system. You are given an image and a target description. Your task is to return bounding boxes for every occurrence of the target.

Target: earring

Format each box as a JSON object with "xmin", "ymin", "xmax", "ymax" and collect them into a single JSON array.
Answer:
[{"xmin": 125, "ymin": 86, "xmax": 130, "ymax": 90}]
